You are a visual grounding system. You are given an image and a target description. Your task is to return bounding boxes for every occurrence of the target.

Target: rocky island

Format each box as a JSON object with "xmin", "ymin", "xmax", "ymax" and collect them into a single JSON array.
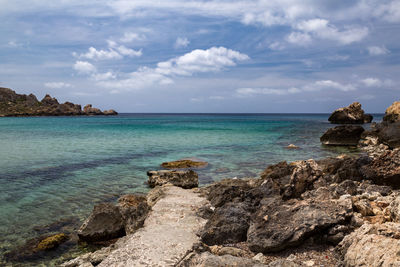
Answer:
[{"xmin": 0, "ymin": 87, "xmax": 117, "ymax": 117}]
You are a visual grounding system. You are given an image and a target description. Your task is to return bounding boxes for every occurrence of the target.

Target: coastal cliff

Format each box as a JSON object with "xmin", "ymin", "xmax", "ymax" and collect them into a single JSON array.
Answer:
[{"xmin": 0, "ymin": 87, "xmax": 117, "ymax": 117}]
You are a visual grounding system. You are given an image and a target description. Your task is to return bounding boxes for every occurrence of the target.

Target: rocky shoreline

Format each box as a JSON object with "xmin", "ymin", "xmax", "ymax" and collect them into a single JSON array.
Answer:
[
  {"xmin": 5, "ymin": 101, "xmax": 400, "ymax": 266},
  {"xmin": 0, "ymin": 87, "xmax": 117, "ymax": 117}
]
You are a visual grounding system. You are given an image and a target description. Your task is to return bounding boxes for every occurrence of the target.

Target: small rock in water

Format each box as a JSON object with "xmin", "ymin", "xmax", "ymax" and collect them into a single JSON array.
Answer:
[
  {"xmin": 286, "ymin": 144, "xmax": 299, "ymax": 149},
  {"xmin": 36, "ymin": 233, "xmax": 69, "ymax": 251},
  {"xmin": 161, "ymin": 159, "xmax": 208, "ymax": 169}
]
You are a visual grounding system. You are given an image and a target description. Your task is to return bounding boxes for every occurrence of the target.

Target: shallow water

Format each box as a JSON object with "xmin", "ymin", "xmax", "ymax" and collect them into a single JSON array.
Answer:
[{"xmin": 0, "ymin": 113, "xmax": 382, "ymax": 265}]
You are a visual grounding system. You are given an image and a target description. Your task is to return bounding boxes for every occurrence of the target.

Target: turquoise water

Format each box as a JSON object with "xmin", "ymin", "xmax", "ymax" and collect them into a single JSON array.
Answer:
[{"xmin": 0, "ymin": 114, "xmax": 381, "ymax": 265}]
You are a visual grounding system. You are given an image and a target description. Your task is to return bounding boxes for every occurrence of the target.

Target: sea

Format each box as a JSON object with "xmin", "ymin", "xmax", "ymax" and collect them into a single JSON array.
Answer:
[{"xmin": 0, "ymin": 113, "xmax": 382, "ymax": 266}]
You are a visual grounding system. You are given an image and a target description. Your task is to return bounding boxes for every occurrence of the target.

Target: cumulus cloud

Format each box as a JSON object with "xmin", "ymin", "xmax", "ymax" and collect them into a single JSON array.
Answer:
[
  {"xmin": 120, "ymin": 32, "xmax": 146, "ymax": 43},
  {"xmin": 174, "ymin": 37, "xmax": 190, "ymax": 49},
  {"xmin": 74, "ymin": 39, "xmax": 142, "ymax": 60},
  {"xmin": 309, "ymin": 80, "xmax": 356, "ymax": 92},
  {"xmin": 295, "ymin": 19, "xmax": 368, "ymax": 44},
  {"xmin": 367, "ymin": 45, "xmax": 390, "ymax": 56},
  {"xmin": 97, "ymin": 46, "xmax": 249, "ymax": 91},
  {"xmin": 73, "ymin": 61, "xmax": 96, "ymax": 74},
  {"xmin": 361, "ymin": 78, "xmax": 382, "ymax": 87},
  {"xmin": 286, "ymin": 32, "xmax": 312, "ymax": 46},
  {"xmin": 44, "ymin": 82, "xmax": 72, "ymax": 89}
]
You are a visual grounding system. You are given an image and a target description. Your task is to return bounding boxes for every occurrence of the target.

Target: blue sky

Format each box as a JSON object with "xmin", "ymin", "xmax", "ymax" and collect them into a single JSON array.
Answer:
[{"xmin": 1, "ymin": 0, "xmax": 399, "ymax": 113}]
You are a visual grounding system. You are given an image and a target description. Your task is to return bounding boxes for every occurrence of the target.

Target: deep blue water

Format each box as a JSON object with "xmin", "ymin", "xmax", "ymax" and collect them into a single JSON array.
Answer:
[{"xmin": 0, "ymin": 113, "xmax": 382, "ymax": 265}]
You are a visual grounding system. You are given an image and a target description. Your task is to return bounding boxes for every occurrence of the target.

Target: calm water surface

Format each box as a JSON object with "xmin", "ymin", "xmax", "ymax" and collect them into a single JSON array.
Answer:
[{"xmin": 0, "ymin": 113, "xmax": 382, "ymax": 265}]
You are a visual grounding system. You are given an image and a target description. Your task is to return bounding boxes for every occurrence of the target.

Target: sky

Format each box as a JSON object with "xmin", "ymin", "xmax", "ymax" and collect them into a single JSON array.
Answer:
[{"xmin": 0, "ymin": 0, "xmax": 399, "ymax": 113}]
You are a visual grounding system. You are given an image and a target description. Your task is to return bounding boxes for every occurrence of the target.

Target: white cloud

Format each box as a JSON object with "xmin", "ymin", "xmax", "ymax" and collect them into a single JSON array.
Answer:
[
  {"xmin": 97, "ymin": 46, "xmax": 249, "ymax": 90},
  {"xmin": 73, "ymin": 61, "xmax": 96, "ymax": 74},
  {"xmin": 91, "ymin": 72, "xmax": 116, "ymax": 81},
  {"xmin": 120, "ymin": 32, "xmax": 146, "ymax": 43},
  {"xmin": 236, "ymin": 87, "xmax": 301, "ymax": 96},
  {"xmin": 361, "ymin": 77, "xmax": 382, "ymax": 87},
  {"xmin": 286, "ymin": 32, "xmax": 312, "ymax": 46},
  {"xmin": 367, "ymin": 45, "xmax": 390, "ymax": 56},
  {"xmin": 268, "ymin": 42, "xmax": 285, "ymax": 51},
  {"xmin": 310, "ymin": 80, "xmax": 356, "ymax": 92},
  {"xmin": 79, "ymin": 46, "xmax": 122, "ymax": 60},
  {"xmin": 174, "ymin": 37, "xmax": 190, "ymax": 49},
  {"xmin": 296, "ymin": 19, "xmax": 368, "ymax": 44},
  {"xmin": 44, "ymin": 82, "xmax": 72, "ymax": 89},
  {"xmin": 75, "ymin": 40, "xmax": 142, "ymax": 60},
  {"xmin": 116, "ymin": 45, "xmax": 142, "ymax": 57}
]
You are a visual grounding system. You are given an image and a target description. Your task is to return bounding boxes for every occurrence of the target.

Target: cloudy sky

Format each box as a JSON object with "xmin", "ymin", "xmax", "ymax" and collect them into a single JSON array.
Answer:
[{"xmin": 1, "ymin": 0, "xmax": 399, "ymax": 112}]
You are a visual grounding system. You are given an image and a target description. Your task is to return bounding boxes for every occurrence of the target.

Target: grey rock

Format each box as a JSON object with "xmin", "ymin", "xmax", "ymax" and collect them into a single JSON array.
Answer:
[
  {"xmin": 177, "ymin": 252, "xmax": 268, "ymax": 267},
  {"xmin": 320, "ymin": 125, "xmax": 365, "ymax": 146},
  {"xmin": 328, "ymin": 102, "xmax": 372, "ymax": 124},
  {"xmin": 117, "ymin": 194, "xmax": 150, "ymax": 235}
]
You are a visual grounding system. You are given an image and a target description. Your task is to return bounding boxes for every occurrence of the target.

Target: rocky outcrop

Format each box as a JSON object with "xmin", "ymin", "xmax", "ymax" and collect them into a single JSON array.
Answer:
[
  {"xmin": 320, "ymin": 125, "xmax": 365, "ymax": 146},
  {"xmin": 328, "ymin": 102, "xmax": 372, "ymax": 124},
  {"xmin": 147, "ymin": 169, "xmax": 199, "ymax": 188},
  {"xmin": 161, "ymin": 159, "xmax": 208, "ymax": 169},
  {"xmin": 77, "ymin": 203, "xmax": 125, "ymax": 243},
  {"xmin": 117, "ymin": 194, "xmax": 149, "ymax": 235},
  {"xmin": 337, "ymin": 223, "xmax": 400, "ymax": 266},
  {"xmin": 383, "ymin": 101, "xmax": 400, "ymax": 123},
  {"xmin": 0, "ymin": 87, "xmax": 117, "ymax": 116}
]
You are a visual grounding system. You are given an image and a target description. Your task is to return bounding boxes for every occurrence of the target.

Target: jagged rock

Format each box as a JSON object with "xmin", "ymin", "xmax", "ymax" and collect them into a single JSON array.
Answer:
[
  {"xmin": 320, "ymin": 125, "xmax": 365, "ymax": 146},
  {"xmin": 281, "ymin": 159, "xmax": 323, "ymax": 199},
  {"xmin": 177, "ymin": 251, "xmax": 268, "ymax": 267},
  {"xmin": 117, "ymin": 194, "xmax": 150, "ymax": 235},
  {"xmin": 77, "ymin": 203, "xmax": 125, "ymax": 243},
  {"xmin": 209, "ymin": 245, "xmax": 248, "ymax": 257},
  {"xmin": 376, "ymin": 121, "xmax": 400, "ymax": 148},
  {"xmin": 328, "ymin": 102, "xmax": 372, "ymax": 124},
  {"xmin": 247, "ymin": 195, "xmax": 352, "ymax": 253},
  {"xmin": 205, "ymin": 178, "xmax": 254, "ymax": 207},
  {"xmin": 147, "ymin": 170, "xmax": 199, "ymax": 189},
  {"xmin": 103, "ymin": 109, "xmax": 118, "ymax": 115},
  {"xmin": 360, "ymin": 148, "xmax": 400, "ymax": 188},
  {"xmin": 161, "ymin": 159, "xmax": 208, "ymax": 169},
  {"xmin": 337, "ymin": 222, "xmax": 400, "ymax": 266},
  {"xmin": 383, "ymin": 101, "xmax": 400, "ymax": 123},
  {"xmin": 41, "ymin": 94, "xmax": 59, "ymax": 106},
  {"xmin": 201, "ymin": 202, "xmax": 251, "ymax": 245},
  {"xmin": 260, "ymin": 161, "xmax": 294, "ymax": 182},
  {"xmin": 83, "ymin": 104, "xmax": 103, "ymax": 115}
]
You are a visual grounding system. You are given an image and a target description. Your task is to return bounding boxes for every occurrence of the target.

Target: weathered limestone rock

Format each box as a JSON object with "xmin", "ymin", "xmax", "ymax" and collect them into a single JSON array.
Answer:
[
  {"xmin": 360, "ymin": 148, "xmax": 400, "ymax": 188},
  {"xmin": 96, "ymin": 185, "xmax": 208, "ymax": 266},
  {"xmin": 41, "ymin": 94, "xmax": 59, "ymax": 106},
  {"xmin": 376, "ymin": 121, "xmax": 400, "ymax": 148},
  {"xmin": 177, "ymin": 251, "xmax": 268, "ymax": 267},
  {"xmin": 77, "ymin": 203, "xmax": 125, "ymax": 242},
  {"xmin": 83, "ymin": 104, "xmax": 103, "ymax": 115},
  {"xmin": 161, "ymin": 159, "xmax": 208, "ymax": 169},
  {"xmin": 320, "ymin": 125, "xmax": 365, "ymax": 146},
  {"xmin": 147, "ymin": 169, "xmax": 199, "ymax": 188},
  {"xmin": 337, "ymin": 222, "xmax": 400, "ymax": 266},
  {"xmin": 383, "ymin": 101, "xmax": 400, "ymax": 123},
  {"xmin": 117, "ymin": 194, "xmax": 150, "ymax": 235},
  {"xmin": 328, "ymin": 102, "xmax": 372, "ymax": 124},
  {"xmin": 103, "ymin": 109, "xmax": 118, "ymax": 115},
  {"xmin": 247, "ymin": 195, "xmax": 352, "ymax": 253}
]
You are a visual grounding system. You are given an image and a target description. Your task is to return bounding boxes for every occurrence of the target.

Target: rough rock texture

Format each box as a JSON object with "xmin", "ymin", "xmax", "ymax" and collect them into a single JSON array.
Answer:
[
  {"xmin": 201, "ymin": 202, "xmax": 251, "ymax": 245},
  {"xmin": 0, "ymin": 87, "xmax": 117, "ymax": 116},
  {"xmin": 328, "ymin": 102, "xmax": 372, "ymax": 124},
  {"xmin": 161, "ymin": 159, "xmax": 208, "ymax": 169},
  {"xmin": 103, "ymin": 109, "xmax": 118, "ymax": 115},
  {"xmin": 36, "ymin": 233, "xmax": 69, "ymax": 251},
  {"xmin": 83, "ymin": 104, "xmax": 102, "ymax": 115},
  {"xmin": 247, "ymin": 195, "xmax": 352, "ymax": 253},
  {"xmin": 147, "ymin": 169, "xmax": 199, "ymax": 189},
  {"xmin": 360, "ymin": 148, "xmax": 400, "ymax": 188},
  {"xmin": 117, "ymin": 194, "xmax": 150, "ymax": 235},
  {"xmin": 320, "ymin": 125, "xmax": 365, "ymax": 146},
  {"xmin": 77, "ymin": 203, "xmax": 125, "ymax": 243},
  {"xmin": 337, "ymin": 222, "xmax": 400, "ymax": 266},
  {"xmin": 96, "ymin": 185, "xmax": 208, "ymax": 266},
  {"xmin": 383, "ymin": 101, "xmax": 400, "ymax": 123},
  {"xmin": 177, "ymin": 251, "xmax": 268, "ymax": 267},
  {"xmin": 376, "ymin": 121, "xmax": 400, "ymax": 148}
]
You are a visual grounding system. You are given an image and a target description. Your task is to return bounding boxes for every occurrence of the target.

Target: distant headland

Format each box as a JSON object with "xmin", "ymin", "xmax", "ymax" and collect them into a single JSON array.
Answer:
[{"xmin": 0, "ymin": 87, "xmax": 117, "ymax": 117}]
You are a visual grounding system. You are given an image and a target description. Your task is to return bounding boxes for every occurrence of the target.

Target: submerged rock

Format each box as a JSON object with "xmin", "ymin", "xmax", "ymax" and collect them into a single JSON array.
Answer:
[
  {"xmin": 337, "ymin": 222, "xmax": 400, "ymax": 266},
  {"xmin": 36, "ymin": 233, "xmax": 69, "ymax": 251},
  {"xmin": 147, "ymin": 169, "xmax": 199, "ymax": 188},
  {"xmin": 328, "ymin": 102, "xmax": 372, "ymax": 124},
  {"xmin": 77, "ymin": 203, "xmax": 125, "ymax": 243},
  {"xmin": 161, "ymin": 159, "xmax": 208, "ymax": 169},
  {"xmin": 320, "ymin": 125, "xmax": 365, "ymax": 146}
]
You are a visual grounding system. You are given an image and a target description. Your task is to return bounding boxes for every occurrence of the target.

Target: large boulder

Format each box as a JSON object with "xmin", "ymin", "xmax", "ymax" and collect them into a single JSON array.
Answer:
[
  {"xmin": 360, "ymin": 148, "xmax": 400, "ymax": 188},
  {"xmin": 200, "ymin": 202, "xmax": 251, "ymax": 245},
  {"xmin": 117, "ymin": 194, "xmax": 150, "ymax": 235},
  {"xmin": 147, "ymin": 170, "xmax": 199, "ymax": 189},
  {"xmin": 320, "ymin": 125, "xmax": 365, "ymax": 146},
  {"xmin": 247, "ymin": 195, "xmax": 352, "ymax": 253},
  {"xmin": 376, "ymin": 121, "xmax": 400, "ymax": 148},
  {"xmin": 337, "ymin": 223, "xmax": 400, "ymax": 266},
  {"xmin": 77, "ymin": 203, "xmax": 125, "ymax": 242},
  {"xmin": 328, "ymin": 102, "xmax": 372, "ymax": 124},
  {"xmin": 383, "ymin": 101, "xmax": 400, "ymax": 123}
]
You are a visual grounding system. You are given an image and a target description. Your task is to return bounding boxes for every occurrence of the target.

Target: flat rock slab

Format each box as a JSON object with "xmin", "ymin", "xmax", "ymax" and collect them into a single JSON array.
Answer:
[{"xmin": 98, "ymin": 185, "xmax": 208, "ymax": 267}]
